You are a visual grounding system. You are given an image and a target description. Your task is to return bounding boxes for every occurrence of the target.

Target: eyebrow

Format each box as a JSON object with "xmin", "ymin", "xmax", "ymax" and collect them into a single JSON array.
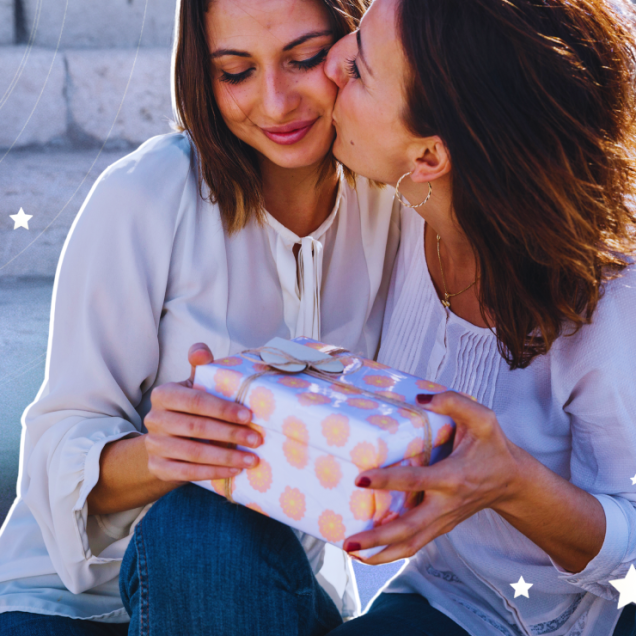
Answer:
[
  {"xmin": 210, "ymin": 29, "xmax": 333, "ymax": 59},
  {"xmin": 356, "ymin": 29, "xmax": 373, "ymax": 78}
]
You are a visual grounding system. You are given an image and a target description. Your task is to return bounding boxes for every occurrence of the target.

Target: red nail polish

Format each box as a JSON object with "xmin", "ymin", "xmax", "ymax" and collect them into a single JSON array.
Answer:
[
  {"xmin": 356, "ymin": 476, "xmax": 371, "ymax": 488},
  {"xmin": 416, "ymin": 393, "xmax": 433, "ymax": 404},
  {"xmin": 345, "ymin": 542, "xmax": 361, "ymax": 553}
]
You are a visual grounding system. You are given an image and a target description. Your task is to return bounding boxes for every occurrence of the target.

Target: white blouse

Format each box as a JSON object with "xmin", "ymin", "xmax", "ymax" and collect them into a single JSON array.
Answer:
[
  {"xmin": 0, "ymin": 132, "xmax": 402, "ymax": 622},
  {"xmin": 378, "ymin": 207, "xmax": 636, "ymax": 636}
]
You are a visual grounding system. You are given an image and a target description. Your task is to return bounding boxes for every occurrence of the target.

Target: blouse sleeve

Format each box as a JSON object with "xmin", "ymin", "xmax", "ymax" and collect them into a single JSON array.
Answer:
[
  {"xmin": 549, "ymin": 264, "xmax": 636, "ymax": 601},
  {"xmin": 19, "ymin": 133, "xmax": 194, "ymax": 594}
]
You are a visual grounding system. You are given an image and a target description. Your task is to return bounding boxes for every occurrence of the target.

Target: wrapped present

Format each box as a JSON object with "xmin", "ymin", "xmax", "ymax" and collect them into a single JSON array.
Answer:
[{"xmin": 192, "ymin": 337, "xmax": 455, "ymax": 557}]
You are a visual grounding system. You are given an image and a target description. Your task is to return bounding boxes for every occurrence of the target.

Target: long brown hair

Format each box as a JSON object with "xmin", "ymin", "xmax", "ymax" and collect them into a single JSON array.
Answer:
[
  {"xmin": 398, "ymin": 0, "xmax": 636, "ymax": 369},
  {"xmin": 172, "ymin": 0, "xmax": 366, "ymax": 234}
]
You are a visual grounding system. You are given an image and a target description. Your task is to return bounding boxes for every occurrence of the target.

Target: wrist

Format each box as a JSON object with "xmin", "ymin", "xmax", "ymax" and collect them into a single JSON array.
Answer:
[{"xmin": 490, "ymin": 441, "xmax": 531, "ymax": 516}]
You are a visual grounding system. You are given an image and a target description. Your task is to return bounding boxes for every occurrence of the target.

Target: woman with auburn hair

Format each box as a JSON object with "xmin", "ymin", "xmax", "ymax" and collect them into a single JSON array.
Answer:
[
  {"xmin": 320, "ymin": 0, "xmax": 636, "ymax": 634},
  {"xmin": 0, "ymin": 0, "xmax": 401, "ymax": 635}
]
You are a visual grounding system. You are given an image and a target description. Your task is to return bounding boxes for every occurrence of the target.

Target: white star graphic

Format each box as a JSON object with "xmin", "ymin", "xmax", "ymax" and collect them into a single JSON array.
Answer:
[
  {"xmin": 10, "ymin": 208, "xmax": 33, "ymax": 230},
  {"xmin": 631, "ymin": 474, "xmax": 636, "ymax": 486},
  {"xmin": 510, "ymin": 576, "xmax": 533, "ymax": 598},
  {"xmin": 610, "ymin": 564, "xmax": 636, "ymax": 609}
]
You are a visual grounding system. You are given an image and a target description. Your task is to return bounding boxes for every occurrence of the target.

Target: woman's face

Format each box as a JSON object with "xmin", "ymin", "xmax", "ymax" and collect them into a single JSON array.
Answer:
[
  {"xmin": 205, "ymin": 0, "xmax": 338, "ymax": 171},
  {"xmin": 325, "ymin": 0, "xmax": 415, "ymax": 184}
]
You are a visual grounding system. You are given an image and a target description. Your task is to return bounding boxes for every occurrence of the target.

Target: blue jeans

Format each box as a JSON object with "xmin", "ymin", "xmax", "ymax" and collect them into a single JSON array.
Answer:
[
  {"xmin": 3, "ymin": 481, "xmax": 634, "ymax": 635},
  {"xmin": 119, "ymin": 484, "xmax": 343, "ymax": 636},
  {"xmin": 0, "ymin": 612, "xmax": 128, "ymax": 635}
]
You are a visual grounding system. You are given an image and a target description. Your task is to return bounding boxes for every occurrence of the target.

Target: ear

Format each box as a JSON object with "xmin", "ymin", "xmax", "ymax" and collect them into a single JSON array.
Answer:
[{"xmin": 409, "ymin": 137, "xmax": 451, "ymax": 184}]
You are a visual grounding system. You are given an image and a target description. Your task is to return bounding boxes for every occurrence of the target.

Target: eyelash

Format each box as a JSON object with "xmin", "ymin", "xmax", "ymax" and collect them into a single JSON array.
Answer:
[
  {"xmin": 346, "ymin": 57, "xmax": 361, "ymax": 80},
  {"xmin": 219, "ymin": 48, "xmax": 329, "ymax": 85}
]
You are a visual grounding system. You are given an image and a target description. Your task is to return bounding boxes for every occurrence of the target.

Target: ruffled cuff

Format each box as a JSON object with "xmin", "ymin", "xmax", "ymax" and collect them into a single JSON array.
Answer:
[
  {"xmin": 548, "ymin": 494, "xmax": 629, "ymax": 600},
  {"xmin": 24, "ymin": 417, "xmax": 149, "ymax": 595},
  {"xmin": 73, "ymin": 429, "xmax": 145, "ymax": 558}
]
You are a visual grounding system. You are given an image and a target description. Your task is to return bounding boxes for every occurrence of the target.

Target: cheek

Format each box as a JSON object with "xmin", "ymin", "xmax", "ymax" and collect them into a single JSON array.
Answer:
[
  {"xmin": 307, "ymin": 71, "xmax": 338, "ymax": 112},
  {"xmin": 213, "ymin": 83, "xmax": 252, "ymax": 128},
  {"xmin": 337, "ymin": 85, "xmax": 366, "ymax": 143}
]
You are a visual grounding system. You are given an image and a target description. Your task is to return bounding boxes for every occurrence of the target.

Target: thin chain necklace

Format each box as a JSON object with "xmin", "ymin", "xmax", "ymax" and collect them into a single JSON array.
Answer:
[{"xmin": 436, "ymin": 234, "xmax": 478, "ymax": 308}]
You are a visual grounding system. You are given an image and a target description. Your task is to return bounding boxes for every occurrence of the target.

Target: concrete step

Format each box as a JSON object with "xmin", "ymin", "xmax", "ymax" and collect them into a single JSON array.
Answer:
[
  {"xmin": 0, "ymin": 46, "xmax": 174, "ymax": 149},
  {"xmin": 1, "ymin": 148, "xmax": 133, "ymax": 277},
  {"xmin": 23, "ymin": 0, "xmax": 178, "ymax": 49},
  {"xmin": 0, "ymin": 0, "xmax": 13, "ymax": 45}
]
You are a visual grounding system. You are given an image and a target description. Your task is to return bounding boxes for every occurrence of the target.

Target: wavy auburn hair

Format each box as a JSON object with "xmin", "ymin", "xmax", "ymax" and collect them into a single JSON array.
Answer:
[
  {"xmin": 398, "ymin": 0, "xmax": 636, "ymax": 369},
  {"xmin": 171, "ymin": 0, "xmax": 366, "ymax": 234}
]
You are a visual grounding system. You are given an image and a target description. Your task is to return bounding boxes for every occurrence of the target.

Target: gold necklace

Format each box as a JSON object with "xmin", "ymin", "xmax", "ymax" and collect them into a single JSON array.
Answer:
[{"xmin": 436, "ymin": 234, "xmax": 478, "ymax": 308}]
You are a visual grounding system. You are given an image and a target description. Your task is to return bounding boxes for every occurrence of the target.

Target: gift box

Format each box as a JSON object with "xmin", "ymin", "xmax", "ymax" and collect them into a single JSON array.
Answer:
[{"xmin": 192, "ymin": 337, "xmax": 455, "ymax": 556}]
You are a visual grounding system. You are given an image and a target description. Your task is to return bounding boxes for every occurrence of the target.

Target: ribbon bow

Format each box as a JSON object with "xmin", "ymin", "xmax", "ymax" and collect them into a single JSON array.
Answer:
[{"xmin": 223, "ymin": 346, "xmax": 433, "ymax": 503}]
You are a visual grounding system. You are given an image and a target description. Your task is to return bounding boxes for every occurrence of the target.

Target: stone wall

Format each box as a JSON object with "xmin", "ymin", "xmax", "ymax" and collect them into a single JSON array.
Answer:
[
  {"xmin": 0, "ymin": 0, "xmax": 179, "ymax": 277},
  {"xmin": 0, "ymin": 0, "xmax": 178, "ymax": 151},
  {"xmin": 23, "ymin": 0, "xmax": 178, "ymax": 48},
  {"xmin": 0, "ymin": 0, "xmax": 14, "ymax": 45}
]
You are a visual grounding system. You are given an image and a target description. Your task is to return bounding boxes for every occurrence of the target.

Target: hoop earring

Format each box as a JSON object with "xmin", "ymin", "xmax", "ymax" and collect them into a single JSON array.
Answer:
[{"xmin": 395, "ymin": 171, "xmax": 432, "ymax": 208}]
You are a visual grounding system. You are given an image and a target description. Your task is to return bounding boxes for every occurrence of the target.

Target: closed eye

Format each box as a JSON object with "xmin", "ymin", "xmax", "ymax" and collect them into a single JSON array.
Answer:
[
  {"xmin": 220, "ymin": 68, "xmax": 255, "ymax": 85},
  {"xmin": 346, "ymin": 57, "xmax": 361, "ymax": 80},
  {"xmin": 290, "ymin": 48, "xmax": 329, "ymax": 71}
]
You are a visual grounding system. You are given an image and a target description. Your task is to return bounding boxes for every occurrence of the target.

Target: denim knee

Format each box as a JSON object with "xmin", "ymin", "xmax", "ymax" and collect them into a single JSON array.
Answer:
[{"xmin": 123, "ymin": 484, "xmax": 314, "ymax": 597}]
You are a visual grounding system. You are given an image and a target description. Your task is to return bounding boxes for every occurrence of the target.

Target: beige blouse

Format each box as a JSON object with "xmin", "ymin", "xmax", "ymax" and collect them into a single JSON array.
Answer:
[{"xmin": 0, "ymin": 131, "xmax": 402, "ymax": 622}]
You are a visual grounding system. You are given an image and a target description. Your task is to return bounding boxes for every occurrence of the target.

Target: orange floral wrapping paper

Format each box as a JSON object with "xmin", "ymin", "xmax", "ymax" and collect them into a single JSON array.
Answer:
[{"xmin": 192, "ymin": 338, "xmax": 456, "ymax": 554}]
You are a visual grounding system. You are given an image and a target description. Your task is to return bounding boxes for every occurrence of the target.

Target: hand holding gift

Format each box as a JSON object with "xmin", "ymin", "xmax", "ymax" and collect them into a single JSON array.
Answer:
[
  {"xmin": 143, "ymin": 343, "xmax": 263, "ymax": 484},
  {"xmin": 343, "ymin": 391, "xmax": 522, "ymax": 565},
  {"xmin": 192, "ymin": 337, "xmax": 458, "ymax": 557}
]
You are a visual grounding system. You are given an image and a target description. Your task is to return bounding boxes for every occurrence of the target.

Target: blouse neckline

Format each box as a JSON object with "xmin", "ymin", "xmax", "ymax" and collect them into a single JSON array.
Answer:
[
  {"xmin": 416, "ymin": 213, "xmax": 496, "ymax": 337},
  {"xmin": 263, "ymin": 172, "xmax": 345, "ymax": 248}
]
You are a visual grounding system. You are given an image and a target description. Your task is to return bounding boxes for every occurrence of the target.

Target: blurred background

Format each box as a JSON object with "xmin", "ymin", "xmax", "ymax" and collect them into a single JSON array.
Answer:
[{"xmin": 0, "ymin": 0, "xmax": 403, "ymax": 610}]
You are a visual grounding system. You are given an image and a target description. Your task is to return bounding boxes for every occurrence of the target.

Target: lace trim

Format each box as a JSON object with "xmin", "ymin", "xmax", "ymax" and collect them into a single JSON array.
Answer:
[
  {"xmin": 426, "ymin": 565, "xmax": 462, "ymax": 584},
  {"xmin": 565, "ymin": 611, "xmax": 588, "ymax": 636},
  {"xmin": 453, "ymin": 598, "xmax": 525, "ymax": 636},
  {"xmin": 529, "ymin": 593, "xmax": 585, "ymax": 635}
]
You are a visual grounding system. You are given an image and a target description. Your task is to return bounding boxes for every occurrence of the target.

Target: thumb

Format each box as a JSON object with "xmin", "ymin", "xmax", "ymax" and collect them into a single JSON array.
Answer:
[
  {"xmin": 416, "ymin": 391, "xmax": 495, "ymax": 439},
  {"xmin": 188, "ymin": 343, "xmax": 215, "ymax": 385}
]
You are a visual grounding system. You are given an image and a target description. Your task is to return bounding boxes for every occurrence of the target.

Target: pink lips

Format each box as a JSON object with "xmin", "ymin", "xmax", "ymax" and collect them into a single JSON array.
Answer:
[{"xmin": 261, "ymin": 119, "xmax": 318, "ymax": 145}]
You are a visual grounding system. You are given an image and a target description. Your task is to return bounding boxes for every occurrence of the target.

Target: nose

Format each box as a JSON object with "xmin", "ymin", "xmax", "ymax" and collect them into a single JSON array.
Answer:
[
  {"xmin": 261, "ymin": 69, "xmax": 301, "ymax": 121},
  {"xmin": 325, "ymin": 32, "xmax": 356, "ymax": 89}
]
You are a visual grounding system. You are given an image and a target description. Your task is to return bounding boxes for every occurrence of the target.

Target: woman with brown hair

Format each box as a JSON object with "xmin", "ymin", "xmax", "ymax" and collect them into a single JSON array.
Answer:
[
  {"xmin": 0, "ymin": 0, "xmax": 401, "ymax": 634},
  {"xmin": 321, "ymin": 0, "xmax": 636, "ymax": 634}
]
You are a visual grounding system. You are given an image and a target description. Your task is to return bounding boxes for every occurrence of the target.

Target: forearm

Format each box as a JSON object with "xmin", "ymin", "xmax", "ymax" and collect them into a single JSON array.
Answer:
[
  {"xmin": 87, "ymin": 435, "xmax": 182, "ymax": 516},
  {"xmin": 493, "ymin": 444, "xmax": 606, "ymax": 574}
]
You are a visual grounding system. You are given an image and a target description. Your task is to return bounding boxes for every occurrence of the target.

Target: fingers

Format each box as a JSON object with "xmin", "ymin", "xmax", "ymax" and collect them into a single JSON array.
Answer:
[
  {"xmin": 355, "ymin": 465, "xmax": 449, "ymax": 493},
  {"xmin": 417, "ymin": 391, "xmax": 497, "ymax": 436},
  {"xmin": 145, "ymin": 434, "xmax": 259, "ymax": 471},
  {"xmin": 353, "ymin": 529, "xmax": 430, "ymax": 566},
  {"xmin": 188, "ymin": 342, "xmax": 215, "ymax": 367},
  {"xmin": 145, "ymin": 409, "xmax": 262, "ymax": 448},
  {"xmin": 147, "ymin": 455, "xmax": 245, "ymax": 483},
  {"xmin": 188, "ymin": 343, "xmax": 215, "ymax": 384},
  {"xmin": 151, "ymin": 382, "xmax": 252, "ymax": 425},
  {"xmin": 344, "ymin": 502, "xmax": 451, "ymax": 564}
]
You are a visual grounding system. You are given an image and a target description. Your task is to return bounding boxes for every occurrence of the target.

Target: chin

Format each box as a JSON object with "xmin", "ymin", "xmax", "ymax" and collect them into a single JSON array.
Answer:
[{"xmin": 266, "ymin": 140, "xmax": 334, "ymax": 170}]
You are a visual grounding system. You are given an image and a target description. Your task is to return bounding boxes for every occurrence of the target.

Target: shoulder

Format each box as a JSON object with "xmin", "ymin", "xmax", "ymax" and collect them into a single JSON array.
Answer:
[
  {"xmin": 97, "ymin": 132, "xmax": 194, "ymax": 206},
  {"xmin": 72, "ymin": 132, "xmax": 197, "ymax": 236},
  {"xmin": 61, "ymin": 132, "xmax": 201, "ymax": 272},
  {"xmin": 551, "ymin": 262, "xmax": 636, "ymax": 379}
]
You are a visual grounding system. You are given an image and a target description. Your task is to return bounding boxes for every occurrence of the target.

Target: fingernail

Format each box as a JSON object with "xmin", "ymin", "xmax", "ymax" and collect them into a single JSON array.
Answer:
[
  {"xmin": 238, "ymin": 409, "xmax": 251, "ymax": 424},
  {"xmin": 416, "ymin": 393, "xmax": 433, "ymax": 404},
  {"xmin": 247, "ymin": 433, "xmax": 260, "ymax": 447},
  {"xmin": 243, "ymin": 455, "xmax": 257, "ymax": 466},
  {"xmin": 344, "ymin": 542, "xmax": 361, "ymax": 553},
  {"xmin": 229, "ymin": 468, "xmax": 241, "ymax": 475},
  {"xmin": 356, "ymin": 476, "xmax": 371, "ymax": 488}
]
